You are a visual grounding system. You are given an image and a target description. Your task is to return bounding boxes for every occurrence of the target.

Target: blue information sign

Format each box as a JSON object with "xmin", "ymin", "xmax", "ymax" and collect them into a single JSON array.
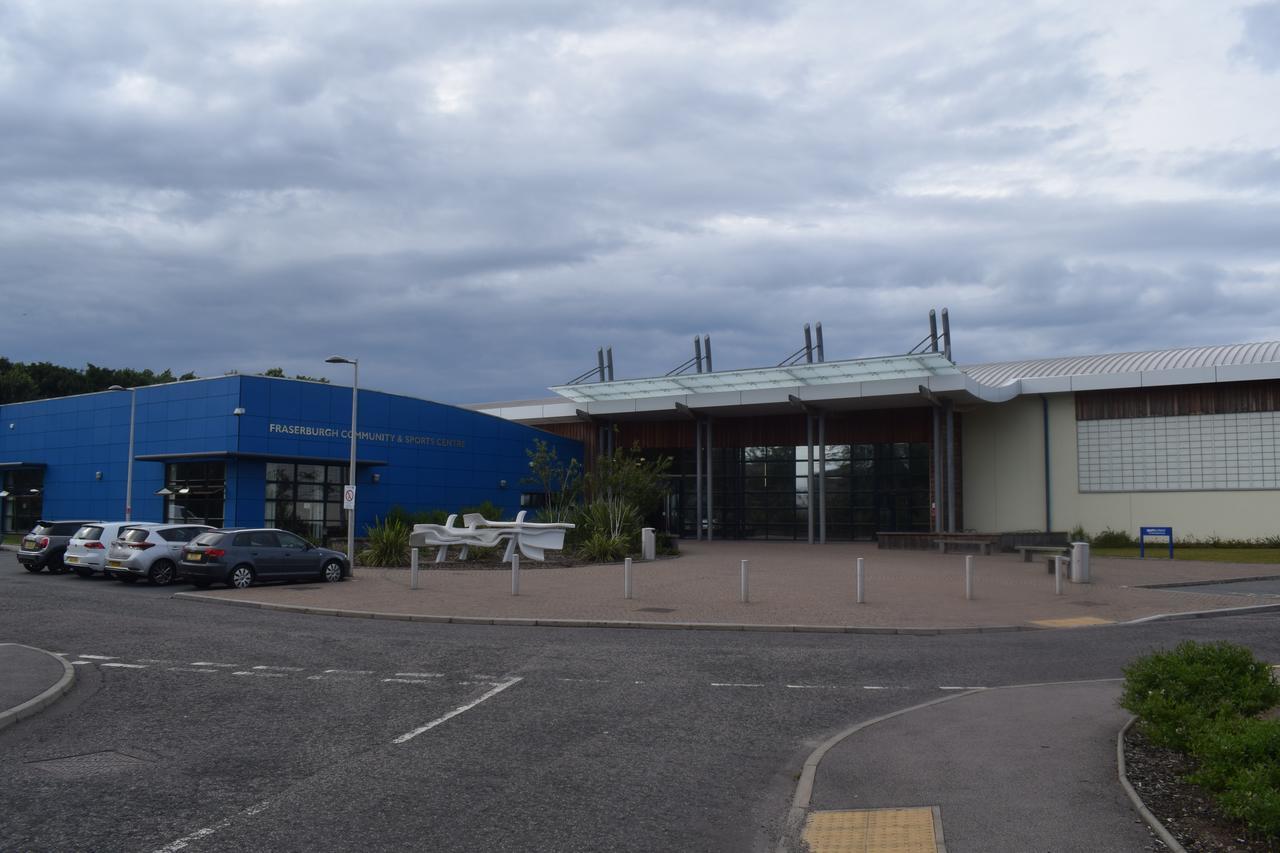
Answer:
[{"xmin": 1139, "ymin": 526, "xmax": 1174, "ymax": 559}]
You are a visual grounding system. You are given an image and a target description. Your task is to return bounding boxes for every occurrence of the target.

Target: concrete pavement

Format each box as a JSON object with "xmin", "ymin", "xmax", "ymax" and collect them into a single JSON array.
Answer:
[{"xmin": 0, "ymin": 643, "xmax": 75, "ymax": 733}]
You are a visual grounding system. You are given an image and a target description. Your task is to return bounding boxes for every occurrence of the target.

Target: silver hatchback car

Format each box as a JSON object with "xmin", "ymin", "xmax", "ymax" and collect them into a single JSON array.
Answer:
[
  {"xmin": 104, "ymin": 524, "xmax": 214, "ymax": 586},
  {"xmin": 66, "ymin": 522, "xmax": 137, "ymax": 579}
]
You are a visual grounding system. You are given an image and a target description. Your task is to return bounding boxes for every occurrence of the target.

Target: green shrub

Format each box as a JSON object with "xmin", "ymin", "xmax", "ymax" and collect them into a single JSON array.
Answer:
[
  {"xmin": 1215, "ymin": 762, "xmax": 1280, "ymax": 838},
  {"xmin": 578, "ymin": 531, "xmax": 627, "ymax": 563},
  {"xmin": 1120, "ymin": 641, "xmax": 1280, "ymax": 750},
  {"xmin": 1190, "ymin": 716, "xmax": 1280, "ymax": 791},
  {"xmin": 358, "ymin": 516, "xmax": 411, "ymax": 567},
  {"xmin": 1092, "ymin": 527, "xmax": 1136, "ymax": 547},
  {"xmin": 386, "ymin": 505, "xmax": 450, "ymax": 527}
]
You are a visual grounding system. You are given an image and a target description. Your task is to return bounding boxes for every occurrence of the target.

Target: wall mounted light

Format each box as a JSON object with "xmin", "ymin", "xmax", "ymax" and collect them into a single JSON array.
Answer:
[
  {"xmin": 155, "ymin": 487, "xmax": 174, "ymax": 496},
  {"xmin": 498, "ymin": 479, "xmax": 508, "ymax": 489},
  {"xmin": 233, "ymin": 407, "xmax": 246, "ymax": 416},
  {"xmin": 0, "ymin": 490, "xmax": 9, "ymax": 498},
  {"xmin": 371, "ymin": 473, "xmax": 381, "ymax": 483},
  {"xmin": 95, "ymin": 471, "xmax": 103, "ymax": 480},
  {"xmin": 178, "ymin": 487, "xmax": 190, "ymax": 495}
]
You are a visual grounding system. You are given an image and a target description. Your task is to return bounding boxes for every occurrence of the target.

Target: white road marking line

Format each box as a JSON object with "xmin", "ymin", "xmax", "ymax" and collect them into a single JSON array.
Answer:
[
  {"xmin": 557, "ymin": 677, "xmax": 610, "ymax": 683},
  {"xmin": 77, "ymin": 654, "xmax": 117, "ymax": 660},
  {"xmin": 150, "ymin": 799, "xmax": 272, "ymax": 853},
  {"xmin": 323, "ymin": 669, "xmax": 373, "ymax": 674},
  {"xmin": 101, "ymin": 663, "xmax": 147, "ymax": 669},
  {"xmin": 170, "ymin": 667, "xmax": 218, "ymax": 673},
  {"xmin": 939, "ymin": 686, "xmax": 987, "ymax": 691},
  {"xmin": 710, "ymin": 682, "xmax": 764, "ymax": 688},
  {"xmin": 392, "ymin": 677, "xmax": 523, "ymax": 744},
  {"xmin": 786, "ymin": 684, "xmax": 839, "ymax": 689},
  {"xmin": 307, "ymin": 670, "xmax": 375, "ymax": 680},
  {"xmin": 252, "ymin": 665, "xmax": 304, "ymax": 672},
  {"xmin": 395, "ymin": 672, "xmax": 444, "ymax": 678},
  {"xmin": 233, "ymin": 671, "xmax": 286, "ymax": 678},
  {"xmin": 136, "ymin": 658, "xmax": 172, "ymax": 664},
  {"xmin": 469, "ymin": 673, "xmax": 497, "ymax": 679},
  {"xmin": 862, "ymin": 685, "xmax": 887, "ymax": 690},
  {"xmin": 71, "ymin": 660, "xmax": 92, "ymax": 666},
  {"xmin": 382, "ymin": 678, "xmax": 436, "ymax": 684},
  {"xmin": 191, "ymin": 662, "xmax": 237, "ymax": 668},
  {"xmin": 54, "ymin": 652, "xmax": 69, "ymax": 657}
]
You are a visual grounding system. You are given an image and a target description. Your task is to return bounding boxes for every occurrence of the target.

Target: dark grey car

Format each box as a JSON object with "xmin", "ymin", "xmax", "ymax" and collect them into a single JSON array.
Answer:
[
  {"xmin": 17, "ymin": 520, "xmax": 101, "ymax": 573},
  {"xmin": 178, "ymin": 528, "xmax": 348, "ymax": 589}
]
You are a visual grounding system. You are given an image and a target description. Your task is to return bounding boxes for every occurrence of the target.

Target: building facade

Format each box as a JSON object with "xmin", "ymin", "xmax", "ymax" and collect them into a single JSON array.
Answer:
[
  {"xmin": 477, "ymin": 340, "xmax": 1280, "ymax": 543},
  {"xmin": 0, "ymin": 374, "xmax": 581, "ymax": 540}
]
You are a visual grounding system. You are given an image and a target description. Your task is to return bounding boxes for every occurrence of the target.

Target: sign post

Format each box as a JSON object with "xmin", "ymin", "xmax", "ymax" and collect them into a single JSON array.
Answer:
[{"xmin": 1139, "ymin": 526, "xmax": 1173, "ymax": 559}]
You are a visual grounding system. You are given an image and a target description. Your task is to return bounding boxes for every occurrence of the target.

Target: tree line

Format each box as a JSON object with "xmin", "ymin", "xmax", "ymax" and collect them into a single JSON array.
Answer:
[{"xmin": 0, "ymin": 359, "xmax": 327, "ymax": 405}]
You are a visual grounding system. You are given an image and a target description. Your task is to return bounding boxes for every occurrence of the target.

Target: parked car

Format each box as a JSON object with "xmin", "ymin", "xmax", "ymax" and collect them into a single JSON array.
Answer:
[
  {"xmin": 65, "ymin": 522, "xmax": 137, "ymax": 579},
  {"xmin": 17, "ymin": 520, "xmax": 100, "ymax": 573},
  {"xmin": 104, "ymin": 523, "xmax": 214, "ymax": 586},
  {"xmin": 179, "ymin": 528, "xmax": 348, "ymax": 589}
]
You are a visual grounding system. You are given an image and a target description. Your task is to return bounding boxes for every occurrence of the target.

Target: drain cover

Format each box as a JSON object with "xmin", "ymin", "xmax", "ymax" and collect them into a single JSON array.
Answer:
[
  {"xmin": 636, "ymin": 607, "xmax": 676, "ymax": 613},
  {"xmin": 28, "ymin": 750, "xmax": 151, "ymax": 778}
]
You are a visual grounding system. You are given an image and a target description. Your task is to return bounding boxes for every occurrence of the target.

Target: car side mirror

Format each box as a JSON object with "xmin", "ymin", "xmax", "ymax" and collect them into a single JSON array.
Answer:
[{"xmin": 304, "ymin": 542, "xmax": 314, "ymax": 550}]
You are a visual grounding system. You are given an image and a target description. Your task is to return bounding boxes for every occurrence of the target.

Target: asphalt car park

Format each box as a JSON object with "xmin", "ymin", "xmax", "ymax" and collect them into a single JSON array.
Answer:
[{"xmin": 5, "ymin": 547, "xmax": 1280, "ymax": 852}]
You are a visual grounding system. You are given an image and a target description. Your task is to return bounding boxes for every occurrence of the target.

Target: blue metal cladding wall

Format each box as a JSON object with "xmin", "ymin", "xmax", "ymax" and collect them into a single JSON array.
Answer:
[
  {"xmin": 237, "ymin": 375, "xmax": 582, "ymax": 531},
  {"xmin": 0, "ymin": 377, "xmax": 241, "ymax": 523},
  {"xmin": 0, "ymin": 374, "xmax": 583, "ymax": 530}
]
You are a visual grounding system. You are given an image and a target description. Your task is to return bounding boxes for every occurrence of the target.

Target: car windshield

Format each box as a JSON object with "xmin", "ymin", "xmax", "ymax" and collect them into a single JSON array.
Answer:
[
  {"xmin": 75, "ymin": 526, "xmax": 104, "ymax": 541},
  {"xmin": 192, "ymin": 532, "xmax": 223, "ymax": 546},
  {"xmin": 120, "ymin": 528, "xmax": 152, "ymax": 543},
  {"xmin": 31, "ymin": 523, "xmax": 55, "ymax": 535}
]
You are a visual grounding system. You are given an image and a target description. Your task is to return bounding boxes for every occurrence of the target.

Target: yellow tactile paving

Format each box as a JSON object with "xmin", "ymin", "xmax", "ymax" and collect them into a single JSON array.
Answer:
[
  {"xmin": 802, "ymin": 807, "xmax": 939, "ymax": 853},
  {"xmin": 1029, "ymin": 616, "xmax": 1115, "ymax": 628}
]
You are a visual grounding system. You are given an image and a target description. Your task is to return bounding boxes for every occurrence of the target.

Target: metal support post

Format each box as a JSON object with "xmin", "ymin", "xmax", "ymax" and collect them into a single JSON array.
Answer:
[
  {"xmin": 933, "ymin": 406, "xmax": 943, "ymax": 533},
  {"xmin": 410, "ymin": 547, "xmax": 419, "ymax": 590},
  {"xmin": 624, "ymin": 556, "xmax": 633, "ymax": 599},
  {"xmin": 946, "ymin": 400, "xmax": 956, "ymax": 533},
  {"xmin": 511, "ymin": 552, "xmax": 520, "ymax": 595},
  {"xmin": 806, "ymin": 415, "xmax": 815, "ymax": 544},
  {"xmin": 740, "ymin": 559, "xmax": 749, "ymax": 603},
  {"xmin": 1054, "ymin": 555, "xmax": 1064, "ymax": 595},
  {"xmin": 965, "ymin": 555, "xmax": 974, "ymax": 600},
  {"xmin": 818, "ymin": 414, "xmax": 827, "ymax": 544},
  {"xmin": 706, "ymin": 418, "xmax": 714, "ymax": 541},
  {"xmin": 696, "ymin": 417, "xmax": 706, "ymax": 537},
  {"xmin": 856, "ymin": 557, "xmax": 865, "ymax": 604}
]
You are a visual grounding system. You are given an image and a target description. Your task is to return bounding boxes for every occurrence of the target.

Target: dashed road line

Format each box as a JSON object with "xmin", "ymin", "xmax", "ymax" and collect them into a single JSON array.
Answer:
[
  {"xmin": 170, "ymin": 667, "xmax": 219, "ymax": 673},
  {"xmin": 392, "ymin": 677, "xmax": 524, "ymax": 744},
  {"xmin": 395, "ymin": 672, "xmax": 443, "ymax": 678},
  {"xmin": 939, "ymin": 686, "xmax": 987, "ymax": 691},
  {"xmin": 77, "ymin": 654, "xmax": 117, "ymax": 660},
  {"xmin": 71, "ymin": 660, "xmax": 92, "ymax": 666},
  {"xmin": 191, "ymin": 662, "xmax": 237, "ymax": 668},
  {"xmin": 382, "ymin": 678, "xmax": 437, "ymax": 684},
  {"xmin": 233, "ymin": 671, "xmax": 287, "ymax": 678},
  {"xmin": 101, "ymin": 662, "xmax": 147, "ymax": 669},
  {"xmin": 787, "ymin": 684, "xmax": 839, "ymax": 690},
  {"xmin": 252, "ymin": 665, "xmax": 304, "ymax": 672},
  {"xmin": 711, "ymin": 682, "xmax": 765, "ymax": 688},
  {"xmin": 150, "ymin": 799, "xmax": 273, "ymax": 853}
]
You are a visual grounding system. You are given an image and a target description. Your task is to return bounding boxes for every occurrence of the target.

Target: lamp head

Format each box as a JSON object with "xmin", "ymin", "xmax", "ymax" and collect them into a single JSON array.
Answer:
[{"xmin": 325, "ymin": 356, "xmax": 357, "ymax": 365}]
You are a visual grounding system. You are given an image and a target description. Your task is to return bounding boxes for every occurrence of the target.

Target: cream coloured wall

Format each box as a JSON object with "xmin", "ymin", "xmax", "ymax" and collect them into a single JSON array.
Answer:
[{"xmin": 966, "ymin": 392, "xmax": 1280, "ymax": 540}]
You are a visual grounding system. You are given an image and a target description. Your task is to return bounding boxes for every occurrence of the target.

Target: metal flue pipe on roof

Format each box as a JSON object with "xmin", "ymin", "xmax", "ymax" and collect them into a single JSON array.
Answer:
[
  {"xmin": 815, "ymin": 322, "xmax": 825, "ymax": 363},
  {"xmin": 694, "ymin": 336, "xmax": 704, "ymax": 374},
  {"xmin": 929, "ymin": 310, "xmax": 939, "ymax": 353},
  {"xmin": 606, "ymin": 348, "xmax": 614, "ymax": 381},
  {"xmin": 703, "ymin": 335, "xmax": 713, "ymax": 372},
  {"xmin": 941, "ymin": 308, "xmax": 952, "ymax": 362},
  {"xmin": 804, "ymin": 323, "xmax": 814, "ymax": 364}
]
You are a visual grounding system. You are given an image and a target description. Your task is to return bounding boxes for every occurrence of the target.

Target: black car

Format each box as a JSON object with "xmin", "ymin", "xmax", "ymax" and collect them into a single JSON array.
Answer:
[
  {"xmin": 178, "ymin": 528, "xmax": 348, "ymax": 589},
  {"xmin": 17, "ymin": 520, "xmax": 101, "ymax": 573}
]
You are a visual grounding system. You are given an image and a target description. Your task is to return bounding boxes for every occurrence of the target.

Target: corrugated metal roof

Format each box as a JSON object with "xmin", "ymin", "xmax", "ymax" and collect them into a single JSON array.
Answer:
[{"xmin": 962, "ymin": 342, "xmax": 1280, "ymax": 387}]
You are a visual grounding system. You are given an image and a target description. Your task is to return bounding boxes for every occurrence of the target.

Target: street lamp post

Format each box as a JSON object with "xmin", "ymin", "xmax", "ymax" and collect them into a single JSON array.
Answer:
[
  {"xmin": 109, "ymin": 385, "xmax": 137, "ymax": 521},
  {"xmin": 325, "ymin": 356, "xmax": 358, "ymax": 574},
  {"xmin": 0, "ymin": 490, "xmax": 8, "ymax": 541}
]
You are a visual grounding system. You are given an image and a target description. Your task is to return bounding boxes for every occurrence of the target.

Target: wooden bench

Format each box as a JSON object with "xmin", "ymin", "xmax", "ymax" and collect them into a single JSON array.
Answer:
[
  {"xmin": 933, "ymin": 537, "xmax": 998, "ymax": 556},
  {"xmin": 1014, "ymin": 545, "xmax": 1071, "ymax": 562}
]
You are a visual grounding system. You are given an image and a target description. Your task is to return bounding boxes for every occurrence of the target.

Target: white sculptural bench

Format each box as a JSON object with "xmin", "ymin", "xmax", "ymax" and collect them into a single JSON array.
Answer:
[{"xmin": 409, "ymin": 511, "xmax": 575, "ymax": 563}]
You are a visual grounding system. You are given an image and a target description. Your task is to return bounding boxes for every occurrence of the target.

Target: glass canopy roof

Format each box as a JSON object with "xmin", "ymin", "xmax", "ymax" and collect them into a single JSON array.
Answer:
[{"xmin": 551, "ymin": 352, "xmax": 960, "ymax": 403}]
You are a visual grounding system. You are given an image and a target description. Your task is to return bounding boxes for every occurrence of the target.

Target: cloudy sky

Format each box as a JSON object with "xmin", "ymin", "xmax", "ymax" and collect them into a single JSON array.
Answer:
[{"xmin": 3, "ymin": 1, "xmax": 1279, "ymax": 402}]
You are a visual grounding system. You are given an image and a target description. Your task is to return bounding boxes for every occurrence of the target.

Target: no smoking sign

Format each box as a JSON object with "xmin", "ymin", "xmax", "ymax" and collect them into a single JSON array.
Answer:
[{"xmin": 342, "ymin": 485, "xmax": 357, "ymax": 509}]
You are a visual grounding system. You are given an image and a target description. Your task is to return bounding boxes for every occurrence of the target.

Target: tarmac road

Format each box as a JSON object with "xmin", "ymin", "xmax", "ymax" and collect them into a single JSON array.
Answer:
[{"xmin": 3, "ymin": 550, "xmax": 1280, "ymax": 853}]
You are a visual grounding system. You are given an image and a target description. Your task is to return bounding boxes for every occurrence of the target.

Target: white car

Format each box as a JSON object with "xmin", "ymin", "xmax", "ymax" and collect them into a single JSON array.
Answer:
[
  {"xmin": 105, "ymin": 523, "xmax": 214, "ymax": 586},
  {"xmin": 65, "ymin": 522, "xmax": 138, "ymax": 579}
]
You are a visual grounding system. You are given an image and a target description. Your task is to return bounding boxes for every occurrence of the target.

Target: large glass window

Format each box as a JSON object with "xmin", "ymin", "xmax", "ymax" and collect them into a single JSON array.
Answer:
[
  {"xmin": 660, "ymin": 442, "xmax": 933, "ymax": 541},
  {"xmin": 2, "ymin": 468, "xmax": 44, "ymax": 534},
  {"xmin": 164, "ymin": 462, "xmax": 226, "ymax": 528},
  {"xmin": 264, "ymin": 463, "xmax": 348, "ymax": 543}
]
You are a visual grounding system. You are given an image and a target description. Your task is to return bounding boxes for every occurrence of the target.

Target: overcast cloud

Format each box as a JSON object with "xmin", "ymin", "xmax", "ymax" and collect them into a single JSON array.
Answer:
[{"xmin": 2, "ymin": 0, "xmax": 1279, "ymax": 402}]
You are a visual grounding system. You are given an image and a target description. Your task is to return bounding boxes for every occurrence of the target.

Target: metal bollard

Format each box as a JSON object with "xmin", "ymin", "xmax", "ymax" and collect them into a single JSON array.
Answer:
[
  {"xmin": 856, "ymin": 557, "xmax": 865, "ymax": 604},
  {"xmin": 624, "ymin": 556, "xmax": 633, "ymax": 599},
  {"xmin": 740, "ymin": 559, "xmax": 749, "ymax": 603},
  {"xmin": 965, "ymin": 555, "xmax": 974, "ymax": 600},
  {"xmin": 410, "ymin": 547, "xmax": 419, "ymax": 590},
  {"xmin": 511, "ymin": 552, "xmax": 520, "ymax": 596},
  {"xmin": 1054, "ymin": 555, "xmax": 1064, "ymax": 595}
]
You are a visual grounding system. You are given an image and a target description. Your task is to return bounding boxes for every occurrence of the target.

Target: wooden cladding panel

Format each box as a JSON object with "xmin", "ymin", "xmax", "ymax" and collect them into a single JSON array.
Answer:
[{"xmin": 1077, "ymin": 380, "xmax": 1280, "ymax": 420}]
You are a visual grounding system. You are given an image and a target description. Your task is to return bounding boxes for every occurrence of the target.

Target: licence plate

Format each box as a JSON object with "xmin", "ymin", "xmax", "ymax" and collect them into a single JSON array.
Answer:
[
  {"xmin": 23, "ymin": 538, "xmax": 36, "ymax": 550},
  {"xmin": 187, "ymin": 552, "xmax": 203, "ymax": 562},
  {"xmin": 107, "ymin": 560, "xmax": 124, "ymax": 568},
  {"xmin": 66, "ymin": 556, "xmax": 80, "ymax": 564}
]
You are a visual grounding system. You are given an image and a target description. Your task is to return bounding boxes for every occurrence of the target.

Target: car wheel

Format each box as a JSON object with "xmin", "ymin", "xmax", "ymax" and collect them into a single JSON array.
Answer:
[
  {"xmin": 74, "ymin": 567, "xmax": 94, "ymax": 579},
  {"xmin": 320, "ymin": 559, "xmax": 344, "ymax": 583},
  {"xmin": 228, "ymin": 565, "xmax": 254, "ymax": 589},
  {"xmin": 23, "ymin": 564, "xmax": 43, "ymax": 574},
  {"xmin": 148, "ymin": 560, "xmax": 177, "ymax": 586}
]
